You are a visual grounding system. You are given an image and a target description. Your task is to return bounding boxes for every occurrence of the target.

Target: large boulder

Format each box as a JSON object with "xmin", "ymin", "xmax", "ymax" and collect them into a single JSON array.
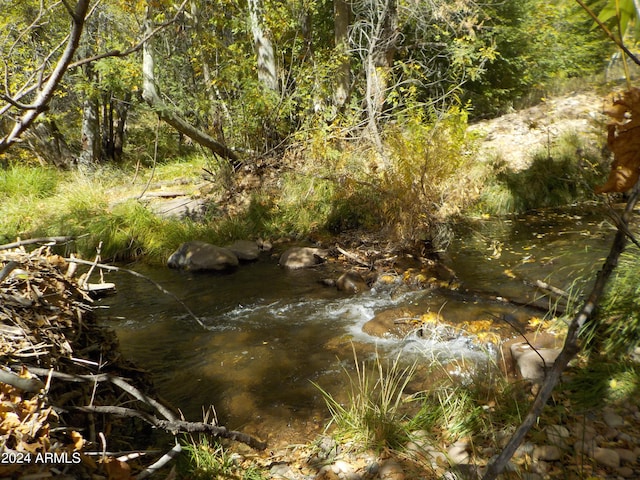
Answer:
[
  {"xmin": 225, "ymin": 240, "xmax": 261, "ymax": 261},
  {"xmin": 167, "ymin": 241, "xmax": 239, "ymax": 271},
  {"xmin": 279, "ymin": 247, "xmax": 329, "ymax": 269}
]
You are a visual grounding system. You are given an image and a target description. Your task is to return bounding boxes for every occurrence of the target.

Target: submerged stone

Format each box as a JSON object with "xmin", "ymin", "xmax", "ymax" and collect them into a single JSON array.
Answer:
[{"xmin": 278, "ymin": 246, "xmax": 328, "ymax": 269}]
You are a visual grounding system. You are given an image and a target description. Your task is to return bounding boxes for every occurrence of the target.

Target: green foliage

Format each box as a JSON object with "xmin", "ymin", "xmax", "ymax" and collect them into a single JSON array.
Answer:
[
  {"xmin": 581, "ymin": 251, "xmax": 640, "ymax": 357},
  {"xmin": 564, "ymin": 359, "xmax": 640, "ymax": 409},
  {"xmin": 381, "ymin": 106, "xmax": 479, "ymax": 244},
  {"xmin": 475, "ymin": 131, "xmax": 608, "ymax": 215},
  {"xmin": 464, "ymin": 0, "xmax": 613, "ymax": 117},
  {"xmin": 314, "ymin": 348, "xmax": 417, "ymax": 450},
  {"xmin": 179, "ymin": 436, "xmax": 267, "ymax": 480}
]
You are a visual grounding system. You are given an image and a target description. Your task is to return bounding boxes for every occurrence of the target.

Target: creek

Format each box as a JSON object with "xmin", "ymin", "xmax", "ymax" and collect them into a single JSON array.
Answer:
[{"xmin": 96, "ymin": 204, "xmax": 615, "ymax": 444}]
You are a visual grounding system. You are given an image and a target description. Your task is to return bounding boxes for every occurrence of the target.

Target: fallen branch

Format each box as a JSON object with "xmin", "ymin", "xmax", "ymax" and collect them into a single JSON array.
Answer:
[
  {"xmin": 24, "ymin": 366, "xmax": 267, "ymax": 450},
  {"xmin": 73, "ymin": 405, "xmax": 267, "ymax": 450},
  {"xmin": 532, "ymin": 279, "xmax": 570, "ymax": 299},
  {"xmin": 482, "ymin": 181, "xmax": 640, "ymax": 480},
  {"xmin": 135, "ymin": 440, "xmax": 182, "ymax": 480},
  {"xmin": 0, "ymin": 236, "xmax": 77, "ymax": 251},
  {"xmin": 336, "ymin": 244, "xmax": 371, "ymax": 268}
]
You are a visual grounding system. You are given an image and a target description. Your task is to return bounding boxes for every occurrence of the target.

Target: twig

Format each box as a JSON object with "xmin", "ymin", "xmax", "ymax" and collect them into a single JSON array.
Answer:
[
  {"xmin": 135, "ymin": 440, "xmax": 182, "ymax": 480},
  {"xmin": 0, "ymin": 236, "xmax": 77, "ymax": 251},
  {"xmin": 482, "ymin": 181, "xmax": 640, "ymax": 480},
  {"xmin": 532, "ymin": 279, "xmax": 570, "ymax": 299},
  {"xmin": 72, "ymin": 405, "xmax": 267, "ymax": 450},
  {"xmin": 0, "ymin": 261, "xmax": 20, "ymax": 283},
  {"xmin": 0, "ymin": 367, "xmax": 45, "ymax": 393},
  {"xmin": 336, "ymin": 244, "xmax": 371, "ymax": 268},
  {"xmin": 63, "ymin": 257, "xmax": 207, "ymax": 329}
]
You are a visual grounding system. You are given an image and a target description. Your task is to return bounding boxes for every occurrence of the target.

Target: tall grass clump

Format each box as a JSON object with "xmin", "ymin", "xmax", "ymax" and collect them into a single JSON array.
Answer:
[
  {"xmin": 179, "ymin": 437, "xmax": 266, "ymax": 480},
  {"xmin": 314, "ymin": 348, "xmax": 417, "ymax": 451},
  {"xmin": 581, "ymin": 251, "xmax": 640, "ymax": 358},
  {"xmin": 475, "ymin": 131, "xmax": 607, "ymax": 215}
]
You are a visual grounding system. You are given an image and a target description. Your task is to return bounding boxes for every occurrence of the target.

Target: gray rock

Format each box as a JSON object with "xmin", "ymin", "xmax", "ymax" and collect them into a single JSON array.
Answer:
[
  {"xmin": 514, "ymin": 441, "xmax": 535, "ymax": 458},
  {"xmin": 603, "ymin": 409, "xmax": 625, "ymax": 428},
  {"xmin": 615, "ymin": 448, "xmax": 638, "ymax": 464},
  {"xmin": 574, "ymin": 439, "xmax": 597, "ymax": 456},
  {"xmin": 336, "ymin": 271, "xmax": 368, "ymax": 293},
  {"xmin": 167, "ymin": 241, "xmax": 239, "ymax": 271},
  {"xmin": 510, "ymin": 343, "xmax": 561, "ymax": 382},
  {"xmin": 617, "ymin": 466, "xmax": 635, "ymax": 478},
  {"xmin": 225, "ymin": 240, "xmax": 261, "ymax": 261},
  {"xmin": 593, "ymin": 447, "xmax": 620, "ymax": 469},
  {"xmin": 279, "ymin": 247, "xmax": 328, "ymax": 269},
  {"xmin": 533, "ymin": 445, "xmax": 562, "ymax": 461},
  {"xmin": 270, "ymin": 463, "xmax": 296, "ymax": 479}
]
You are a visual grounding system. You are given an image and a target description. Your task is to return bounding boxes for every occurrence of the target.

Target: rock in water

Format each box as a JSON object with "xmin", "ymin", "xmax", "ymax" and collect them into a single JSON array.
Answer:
[
  {"xmin": 510, "ymin": 343, "xmax": 561, "ymax": 382},
  {"xmin": 225, "ymin": 240, "xmax": 261, "ymax": 261},
  {"xmin": 336, "ymin": 270, "xmax": 368, "ymax": 293},
  {"xmin": 167, "ymin": 241, "xmax": 239, "ymax": 271},
  {"xmin": 278, "ymin": 247, "xmax": 328, "ymax": 269}
]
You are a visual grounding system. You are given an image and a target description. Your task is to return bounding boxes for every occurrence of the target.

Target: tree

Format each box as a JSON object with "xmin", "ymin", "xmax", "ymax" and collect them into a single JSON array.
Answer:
[
  {"xmin": 248, "ymin": 0, "xmax": 279, "ymax": 93},
  {"xmin": 0, "ymin": 0, "xmax": 91, "ymax": 158},
  {"xmin": 141, "ymin": 4, "xmax": 239, "ymax": 163},
  {"xmin": 334, "ymin": 0, "xmax": 351, "ymax": 108}
]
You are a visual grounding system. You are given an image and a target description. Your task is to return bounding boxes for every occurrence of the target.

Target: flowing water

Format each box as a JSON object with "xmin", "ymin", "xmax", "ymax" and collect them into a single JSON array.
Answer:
[{"xmin": 96, "ymin": 204, "xmax": 616, "ymax": 444}]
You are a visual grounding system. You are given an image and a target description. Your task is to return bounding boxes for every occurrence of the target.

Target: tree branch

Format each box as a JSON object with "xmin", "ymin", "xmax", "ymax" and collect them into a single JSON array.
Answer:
[
  {"xmin": 482, "ymin": 181, "xmax": 640, "ymax": 480},
  {"xmin": 0, "ymin": 0, "xmax": 91, "ymax": 155}
]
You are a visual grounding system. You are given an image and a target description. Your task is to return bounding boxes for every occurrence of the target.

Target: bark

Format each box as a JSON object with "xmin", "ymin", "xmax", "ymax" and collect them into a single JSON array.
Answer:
[
  {"xmin": 482, "ymin": 180, "xmax": 640, "ymax": 480},
  {"xmin": 357, "ymin": 0, "xmax": 398, "ymax": 159},
  {"xmin": 248, "ymin": 0, "xmax": 279, "ymax": 92},
  {"xmin": 141, "ymin": 9, "xmax": 238, "ymax": 163},
  {"xmin": 334, "ymin": 0, "xmax": 351, "ymax": 108},
  {"xmin": 0, "ymin": 0, "xmax": 91, "ymax": 156},
  {"xmin": 23, "ymin": 117, "xmax": 75, "ymax": 168}
]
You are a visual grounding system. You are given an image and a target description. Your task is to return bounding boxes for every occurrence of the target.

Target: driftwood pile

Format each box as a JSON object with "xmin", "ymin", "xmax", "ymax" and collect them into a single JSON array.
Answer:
[{"xmin": 0, "ymin": 243, "xmax": 265, "ymax": 479}]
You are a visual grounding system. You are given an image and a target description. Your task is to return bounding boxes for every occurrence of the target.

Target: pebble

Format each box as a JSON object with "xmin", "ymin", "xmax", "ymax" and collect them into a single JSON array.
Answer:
[
  {"xmin": 593, "ymin": 447, "xmax": 620, "ymax": 469},
  {"xmin": 271, "ymin": 463, "xmax": 297, "ymax": 479},
  {"xmin": 617, "ymin": 466, "xmax": 635, "ymax": 478},
  {"xmin": 603, "ymin": 410, "xmax": 625, "ymax": 428},
  {"xmin": 574, "ymin": 439, "xmax": 596, "ymax": 456},
  {"xmin": 447, "ymin": 441, "xmax": 470, "ymax": 464},
  {"xmin": 615, "ymin": 448, "xmax": 637, "ymax": 464},
  {"xmin": 514, "ymin": 441, "xmax": 535, "ymax": 458},
  {"xmin": 378, "ymin": 460, "xmax": 405, "ymax": 480},
  {"xmin": 532, "ymin": 445, "xmax": 562, "ymax": 461}
]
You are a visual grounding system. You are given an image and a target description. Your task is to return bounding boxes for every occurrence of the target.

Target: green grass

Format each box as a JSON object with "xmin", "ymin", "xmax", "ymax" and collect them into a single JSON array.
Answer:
[
  {"xmin": 314, "ymin": 347, "xmax": 418, "ymax": 451},
  {"xmin": 581, "ymin": 250, "xmax": 640, "ymax": 357},
  {"xmin": 563, "ymin": 360, "xmax": 640, "ymax": 410},
  {"xmin": 179, "ymin": 436, "xmax": 267, "ymax": 480}
]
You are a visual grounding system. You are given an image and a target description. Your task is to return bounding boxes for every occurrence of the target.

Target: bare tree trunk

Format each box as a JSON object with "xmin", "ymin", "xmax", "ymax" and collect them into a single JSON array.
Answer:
[
  {"xmin": 248, "ymin": 0, "xmax": 279, "ymax": 92},
  {"xmin": 0, "ymin": 0, "xmax": 91, "ymax": 156},
  {"xmin": 141, "ymin": 8, "xmax": 238, "ymax": 163},
  {"xmin": 334, "ymin": 0, "xmax": 351, "ymax": 108},
  {"xmin": 78, "ymin": 49, "xmax": 101, "ymax": 167},
  {"xmin": 113, "ymin": 92, "xmax": 131, "ymax": 161},
  {"xmin": 356, "ymin": 0, "xmax": 397, "ymax": 161}
]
